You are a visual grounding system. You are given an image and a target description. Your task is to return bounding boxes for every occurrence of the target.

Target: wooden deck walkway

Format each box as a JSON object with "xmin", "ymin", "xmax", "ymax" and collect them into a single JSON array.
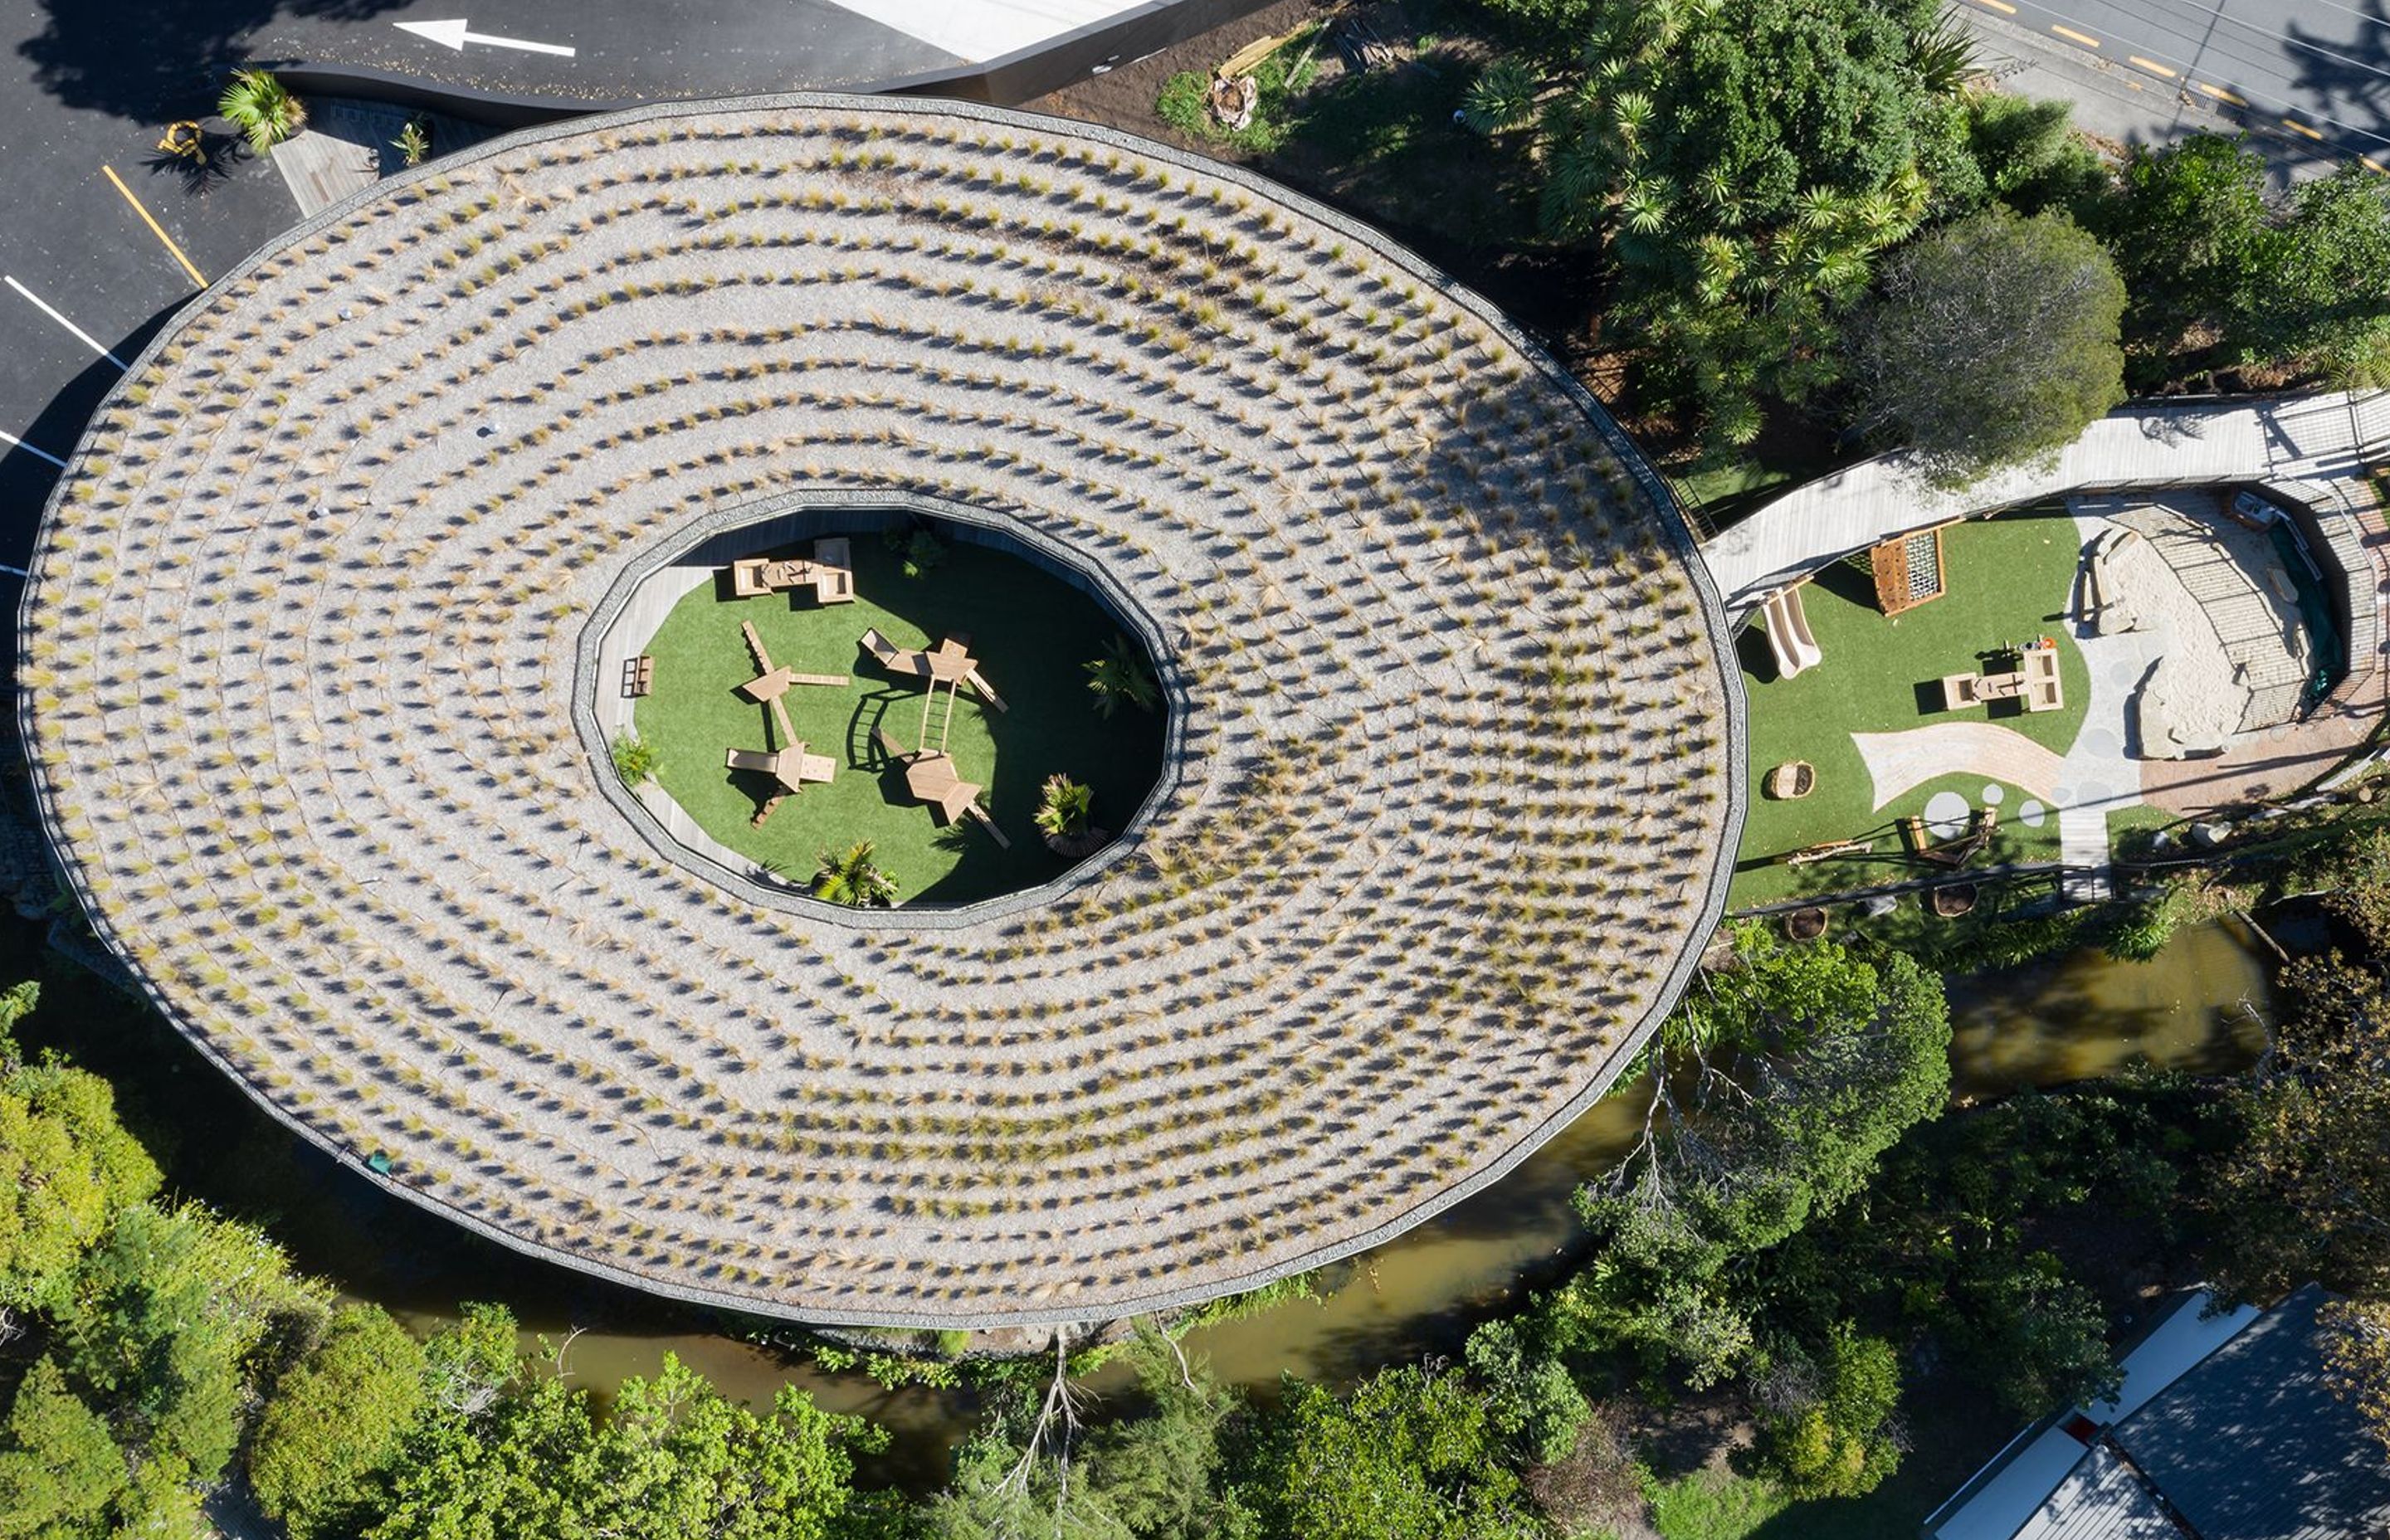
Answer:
[
  {"xmin": 1701, "ymin": 391, "xmax": 2390, "ymax": 614},
  {"xmin": 269, "ymin": 100, "xmax": 495, "ymax": 218}
]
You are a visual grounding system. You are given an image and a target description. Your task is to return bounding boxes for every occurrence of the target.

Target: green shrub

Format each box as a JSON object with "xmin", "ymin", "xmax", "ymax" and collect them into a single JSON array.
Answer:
[
  {"xmin": 1085, "ymin": 636, "xmax": 1157, "ymax": 718},
  {"xmin": 393, "ymin": 119, "xmax": 432, "ymax": 169},
  {"xmin": 250, "ymin": 1305, "xmax": 427, "ymax": 1539},
  {"xmin": 610, "ymin": 732, "xmax": 657, "ymax": 788},
  {"xmin": 1149, "ymin": 28, "xmax": 1323, "ymax": 154},
  {"xmin": 881, "ymin": 525, "xmax": 944, "ymax": 578},
  {"xmin": 1757, "ymin": 1323, "xmax": 1904, "ymax": 1499},
  {"xmin": 1033, "ymin": 774, "xmax": 1094, "ymax": 839}
]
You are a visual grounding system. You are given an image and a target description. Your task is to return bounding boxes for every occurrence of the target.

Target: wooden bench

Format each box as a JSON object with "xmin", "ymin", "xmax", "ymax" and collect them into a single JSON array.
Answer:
[{"xmin": 623, "ymin": 655, "xmax": 655, "ymax": 697}]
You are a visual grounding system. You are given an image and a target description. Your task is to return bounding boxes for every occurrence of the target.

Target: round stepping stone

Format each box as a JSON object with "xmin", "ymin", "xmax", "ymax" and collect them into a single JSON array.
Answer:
[
  {"xmin": 2019, "ymin": 799, "xmax": 2046, "ymax": 828},
  {"xmin": 1924, "ymin": 791, "xmax": 1972, "ymax": 839},
  {"xmin": 1981, "ymin": 784, "xmax": 2006, "ymax": 806}
]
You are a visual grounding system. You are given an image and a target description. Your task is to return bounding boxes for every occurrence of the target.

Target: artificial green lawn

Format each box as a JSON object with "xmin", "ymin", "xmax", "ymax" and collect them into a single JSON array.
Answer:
[
  {"xmin": 1732, "ymin": 512, "xmax": 2093, "ymax": 907},
  {"xmin": 633, "ymin": 533, "xmax": 1164, "ymax": 904}
]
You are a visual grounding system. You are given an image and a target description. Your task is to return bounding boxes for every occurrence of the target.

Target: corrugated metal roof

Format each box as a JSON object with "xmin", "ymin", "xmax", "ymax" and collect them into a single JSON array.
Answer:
[
  {"xmin": 2117, "ymin": 1284, "xmax": 2390, "ymax": 1540},
  {"xmin": 2010, "ymin": 1445, "xmax": 2177, "ymax": 1540}
]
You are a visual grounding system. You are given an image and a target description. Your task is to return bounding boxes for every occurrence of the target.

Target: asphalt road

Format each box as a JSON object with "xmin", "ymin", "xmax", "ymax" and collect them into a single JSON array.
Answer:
[{"xmin": 1958, "ymin": 0, "xmax": 2390, "ymax": 168}]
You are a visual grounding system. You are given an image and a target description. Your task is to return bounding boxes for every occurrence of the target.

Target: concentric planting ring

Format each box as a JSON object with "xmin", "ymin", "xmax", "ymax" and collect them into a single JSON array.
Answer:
[{"xmin": 19, "ymin": 95, "xmax": 1742, "ymax": 1326}]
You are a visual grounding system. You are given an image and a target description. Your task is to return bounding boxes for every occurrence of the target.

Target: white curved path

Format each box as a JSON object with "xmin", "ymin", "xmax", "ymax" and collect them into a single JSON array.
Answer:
[{"xmin": 1701, "ymin": 391, "xmax": 2389, "ymax": 615}]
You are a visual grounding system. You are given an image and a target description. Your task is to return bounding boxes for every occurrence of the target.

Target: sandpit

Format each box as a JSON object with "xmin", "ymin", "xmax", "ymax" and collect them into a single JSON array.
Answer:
[{"xmin": 17, "ymin": 95, "xmax": 1741, "ymax": 1327}]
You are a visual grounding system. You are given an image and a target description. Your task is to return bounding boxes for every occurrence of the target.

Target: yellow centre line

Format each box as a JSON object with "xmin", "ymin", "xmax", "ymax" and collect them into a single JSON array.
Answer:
[
  {"xmin": 2051, "ymin": 22, "xmax": 2102, "ymax": 47},
  {"xmin": 1973, "ymin": 0, "xmax": 2017, "ymax": 12},
  {"xmin": 100, "ymin": 165, "xmax": 206, "ymax": 288},
  {"xmin": 2196, "ymin": 80, "xmax": 2249, "ymax": 106},
  {"xmin": 2282, "ymin": 117, "xmax": 2325, "ymax": 141},
  {"xmin": 2129, "ymin": 55, "xmax": 2178, "ymax": 78},
  {"xmin": 2365, "ymin": 156, "xmax": 2387, "ymax": 174}
]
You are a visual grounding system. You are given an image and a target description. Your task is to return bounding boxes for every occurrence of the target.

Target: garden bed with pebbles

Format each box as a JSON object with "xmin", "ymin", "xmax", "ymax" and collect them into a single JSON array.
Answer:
[{"xmin": 18, "ymin": 95, "xmax": 1739, "ymax": 1327}]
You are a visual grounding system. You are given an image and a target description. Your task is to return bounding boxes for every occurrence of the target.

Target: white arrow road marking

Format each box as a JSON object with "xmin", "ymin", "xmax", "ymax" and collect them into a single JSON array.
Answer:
[
  {"xmin": 395, "ymin": 17, "xmax": 576, "ymax": 56},
  {"xmin": 4, "ymin": 275, "xmax": 125, "ymax": 369}
]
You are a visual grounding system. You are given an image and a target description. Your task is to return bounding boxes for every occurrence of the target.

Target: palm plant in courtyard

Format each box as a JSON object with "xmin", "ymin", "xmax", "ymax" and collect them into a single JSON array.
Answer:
[
  {"xmin": 1035, "ymin": 774, "xmax": 1110, "ymax": 859},
  {"xmin": 1034, "ymin": 776, "xmax": 1092, "ymax": 841},
  {"xmin": 812, "ymin": 841, "xmax": 899, "ymax": 908},
  {"xmin": 219, "ymin": 70, "xmax": 306, "ymax": 154},
  {"xmin": 609, "ymin": 732, "xmax": 656, "ymax": 788},
  {"xmin": 1085, "ymin": 636, "xmax": 1156, "ymax": 718}
]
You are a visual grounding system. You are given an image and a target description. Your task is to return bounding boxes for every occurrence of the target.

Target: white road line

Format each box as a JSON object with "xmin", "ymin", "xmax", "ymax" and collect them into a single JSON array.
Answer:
[
  {"xmin": 0, "ymin": 429, "xmax": 67, "ymax": 469},
  {"xmin": 4, "ymin": 275, "xmax": 125, "ymax": 369}
]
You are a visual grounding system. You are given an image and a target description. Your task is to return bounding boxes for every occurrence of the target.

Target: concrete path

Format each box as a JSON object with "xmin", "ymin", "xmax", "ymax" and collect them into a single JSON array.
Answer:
[
  {"xmin": 1851, "ymin": 723, "xmax": 2068, "ymax": 809},
  {"xmin": 1701, "ymin": 391, "xmax": 2389, "ymax": 615},
  {"xmin": 2054, "ymin": 511, "xmax": 2158, "ymax": 899}
]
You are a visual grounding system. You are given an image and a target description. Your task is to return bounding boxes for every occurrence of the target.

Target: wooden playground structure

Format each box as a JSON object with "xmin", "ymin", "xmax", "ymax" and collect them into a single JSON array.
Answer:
[
  {"xmin": 695, "ymin": 554, "xmax": 1018, "ymax": 847},
  {"xmin": 725, "ymin": 620, "xmax": 846, "ymax": 826}
]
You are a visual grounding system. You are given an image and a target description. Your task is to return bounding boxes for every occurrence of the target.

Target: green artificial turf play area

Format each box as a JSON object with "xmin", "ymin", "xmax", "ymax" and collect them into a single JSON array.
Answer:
[
  {"xmin": 632, "ymin": 530, "xmax": 1165, "ymax": 905},
  {"xmin": 1731, "ymin": 511, "xmax": 2093, "ymax": 908}
]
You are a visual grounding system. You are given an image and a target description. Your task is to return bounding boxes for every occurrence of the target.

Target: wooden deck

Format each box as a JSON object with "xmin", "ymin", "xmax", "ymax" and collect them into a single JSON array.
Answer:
[{"xmin": 269, "ymin": 100, "xmax": 495, "ymax": 218}]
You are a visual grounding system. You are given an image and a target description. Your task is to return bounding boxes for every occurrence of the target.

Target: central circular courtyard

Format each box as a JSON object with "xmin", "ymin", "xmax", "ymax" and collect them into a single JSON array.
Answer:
[
  {"xmin": 613, "ymin": 503, "xmax": 1167, "ymax": 906},
  {"xmin": 19, "ymin": 95, "xmax": 1743, "ymax": 1326}
]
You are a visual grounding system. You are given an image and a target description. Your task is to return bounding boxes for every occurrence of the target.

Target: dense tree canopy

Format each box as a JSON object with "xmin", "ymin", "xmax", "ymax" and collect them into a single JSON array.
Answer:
[
  {"xmin": 252, "ymin": 1305, "xmax": 429, "ymax": 1540},
  {"xmin": 2209, "ymin": 955, "xmax": 2390, "ymax": 1304},
  {"xmin": 2100, "ymin": 134, "xmax": 2390, "ymax": 387},
  {"xmin": 2322, "ymin": 1297, "xmax": 2390, "ymax": 1456},
  {"xmin": 1227, "ymin": 1364, "xmax": 1543, "ymax": 1540},
  {"xmin": 1554, "ymin": 930, "xmax": 1950, "ymax": 1386},
  {"xmin": 51, "ymin": 1201, "xmax": 329, "ymax": 1494},
  {"xmin": 1529, "ymin": 0, "xmax": 1964, "ymax": 444},
  {"xmin": 0, "ymin": 987, "xmax": 160, "ymax": 1312},
  {"xmin": 368, "ymin": 1349, "xmax": 876, "ymax": 1540},
  {"xmin": 1845, "ymin": 207, "xmax": 2125, "ymax": 479},
  {"xmin": 0, "ymin": 1357, "xmax": 126, "ymax": 1540},
  {"xmin": 922, "ymin": 1336, "xmax": 1236, "ymax": 1540}
]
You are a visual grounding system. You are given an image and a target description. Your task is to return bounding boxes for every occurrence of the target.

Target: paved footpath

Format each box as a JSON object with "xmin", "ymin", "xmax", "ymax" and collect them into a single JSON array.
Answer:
[{"xmin": 1700, "ymin": 392, "xmax": 2390, "ymax": 616}]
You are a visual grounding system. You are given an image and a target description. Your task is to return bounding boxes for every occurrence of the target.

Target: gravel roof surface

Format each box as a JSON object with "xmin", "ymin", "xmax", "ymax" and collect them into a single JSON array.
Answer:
[{"xmin": 20, "ymin": 95, "xmax": 1739, "ymax": 1327}]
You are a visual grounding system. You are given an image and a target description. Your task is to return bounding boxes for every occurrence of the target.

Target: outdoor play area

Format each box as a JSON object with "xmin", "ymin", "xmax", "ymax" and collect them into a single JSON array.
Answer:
[
  {"xmin": 631, "ymin": 529, "xmax": 1165, "ymax": 904},
  {"xmin": 1734, "ymin": 512, "xmax": 2094, "ymax": 906}
]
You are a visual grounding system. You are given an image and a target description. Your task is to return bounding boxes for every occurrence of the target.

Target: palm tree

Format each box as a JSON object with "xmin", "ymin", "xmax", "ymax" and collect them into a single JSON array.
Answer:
[
  {"xmin": 219, "ymin": 70, "xmax": 306, "ymax": 155},
  {"xmin": 1085, "ymin": 636, "xmax": 1157, "ymax": 719},
  {"xmin": 812, "ymin": 841, "xmax": 899, "ymax": 908},
  {"xmin": 1033, "ymin": 775, "xmax": 1093, "ymax": 840},
  {"xmin": 1460, "ymin": 58, "xmax": 1540, "ymax": 135}
]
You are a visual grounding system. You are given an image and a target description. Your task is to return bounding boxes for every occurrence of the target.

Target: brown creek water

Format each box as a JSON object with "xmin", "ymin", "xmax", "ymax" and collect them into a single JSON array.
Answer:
[{"xmin": 3, "ymin": 916, "xmax": 2279, "ymax": 1488}]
